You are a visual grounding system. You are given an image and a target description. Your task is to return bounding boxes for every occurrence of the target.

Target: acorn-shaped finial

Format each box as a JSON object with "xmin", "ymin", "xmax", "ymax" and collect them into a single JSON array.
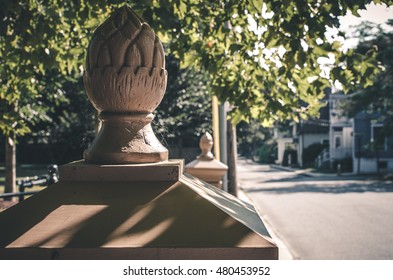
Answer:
[
  {"xmin": 84, "ymin": 5, "xmax": 167, "ymax": 114},
  {"xmin": 83, "ymin": 6, "xmax": 168, "ymax": 164},
  {"xmin": 198, "ymin": 132, "xmax": 214, "ymax": 160}
]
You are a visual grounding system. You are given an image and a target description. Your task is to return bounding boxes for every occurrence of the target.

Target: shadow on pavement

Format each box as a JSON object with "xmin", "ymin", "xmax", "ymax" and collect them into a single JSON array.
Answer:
[
  {"xmin": 261, "ymin": 176, "xmax": 368, "ymax": 183},
  {"xmin": 244, "ymin": 181, "xmax": 393, "ymax": 194}
]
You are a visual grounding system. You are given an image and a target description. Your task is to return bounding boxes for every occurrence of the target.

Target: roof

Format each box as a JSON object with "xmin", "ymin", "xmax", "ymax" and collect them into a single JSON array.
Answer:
[{"xmin": 298, "ymin": 119, "xmax": 329, "ymax": 134}]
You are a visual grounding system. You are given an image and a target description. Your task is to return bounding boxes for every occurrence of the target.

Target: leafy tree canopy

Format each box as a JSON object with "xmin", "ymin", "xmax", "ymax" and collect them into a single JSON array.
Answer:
[
  {"xmin": 154, "ymin": 54, "xmax": 212, "ymax": 143},
  {"xmin": 343, "ymin": 19, "xmax": 393, "ymax": 134},
  {"xmin": 1, "ymin": 0, "xmax": 390, "ymax": 142},
  {"xmin": 132, "ymin": 0, "xmax": 388, "ymax": 125},
  {"xmin": 0, "ymin": 0, "xmax": 116, "ymax": 141}
]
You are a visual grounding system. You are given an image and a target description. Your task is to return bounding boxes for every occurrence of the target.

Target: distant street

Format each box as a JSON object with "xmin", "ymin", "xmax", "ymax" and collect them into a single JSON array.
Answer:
[{"xmin": 237, "ymin": 159, "xmax": 393, "ymax": 260}]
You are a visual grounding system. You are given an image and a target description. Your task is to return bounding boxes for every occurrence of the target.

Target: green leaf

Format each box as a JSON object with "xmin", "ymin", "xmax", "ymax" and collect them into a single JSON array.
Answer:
[
  {"xmin": 180, "ymin": 51, "xmax": 198, "ymax": 69},
  {"xmin": 278, "ymin": 66, "xmax": 286, "ymax": 76},
  {"xmin": 250, "ymin": 0, "xmax": 263, "ymax": 12}
]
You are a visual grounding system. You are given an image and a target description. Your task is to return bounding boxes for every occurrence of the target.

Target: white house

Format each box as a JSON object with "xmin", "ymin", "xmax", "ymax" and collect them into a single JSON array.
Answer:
[
  {"xmin": 329, "ymin": 93, "xmax": 353, "ymax": 165},
  {"xmin": 276, "ymin": 90, "xmax": 393, "ymax": 174}
]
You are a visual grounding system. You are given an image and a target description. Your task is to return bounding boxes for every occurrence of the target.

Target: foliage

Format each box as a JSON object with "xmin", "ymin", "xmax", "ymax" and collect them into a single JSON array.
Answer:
[
  {"xmin": 131, "ymin": 0, "xmax": 386, "ymax": 125},
  {"xmin": 302, "ymin": 142, "xmax": 327, "ymax": 166},
  {"xmin": 318, "ymin": 157, "xmax": 353, "ymax": 173},
  {"xmin": 339, "ymin": 157, "xmax": 353, "ymax": 173},
  {"xmin": 0, "ymin": 0, "xmax": 125, "ymax": 140},
  {"xmin": 16, "ymin": 74, "xmax": 97, "ymax": 164},
  {"xmin": 14, "ymin": 55, "xmax": 210, "ymax": 164},
  {"xmin": 343, "ymin": 19, "xmax": 393, "ymax": 135},
  {"xmin": 257, "ymin": 140, "xmax": 277, "ymax": 164},
  {"xmin": 236, "ymin": 120, "xmax": 280, "ymax": 163},
  {"xmin": 1, "ymin": 0, "xmax": 390, "ymax": 142},
  {"xmin": 237, "ymin": 120, "xmax": 270, "ymax": 160},
  {"xmin": 154, "ymin": 55, "xmax": 212, "ymax": 146}
]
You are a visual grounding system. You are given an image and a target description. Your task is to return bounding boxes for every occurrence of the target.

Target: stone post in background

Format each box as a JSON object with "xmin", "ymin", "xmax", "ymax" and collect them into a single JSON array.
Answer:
[{"xmin": 186, "ymin": 132, "xmax": 228, "ymax": 189}]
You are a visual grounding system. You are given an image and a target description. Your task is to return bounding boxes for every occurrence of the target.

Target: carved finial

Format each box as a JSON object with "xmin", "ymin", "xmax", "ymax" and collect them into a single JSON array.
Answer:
[
  {"xmin": 198, "ymin": 132, "xmax": 214, "ymax": 160},
  {"xmin": 83, "ymin": 5, "xmax": 168, "ymax": 164}
]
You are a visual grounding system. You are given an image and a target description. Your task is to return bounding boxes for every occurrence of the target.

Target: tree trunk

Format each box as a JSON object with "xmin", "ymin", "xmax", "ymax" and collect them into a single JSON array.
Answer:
[
  {"xmin": 227, "ymin": 120, "xmax": 238, "ymax": 197},
  {"xmin": 5, "ymin": 137, "xmax": 16, "ymax": 200}
]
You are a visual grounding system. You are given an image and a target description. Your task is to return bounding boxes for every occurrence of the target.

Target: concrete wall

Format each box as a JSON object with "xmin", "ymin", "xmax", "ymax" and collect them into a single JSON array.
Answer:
[
  {"xmin": 353, "ymin": 158, "xmax": 393, "ymax": 174},
  {"xmin": 303, "ymin": 133, "xmax": 329, "ymax": 148}
]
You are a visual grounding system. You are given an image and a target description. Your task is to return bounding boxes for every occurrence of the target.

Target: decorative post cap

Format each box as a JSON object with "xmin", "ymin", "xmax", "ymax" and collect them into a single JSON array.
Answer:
[
  {"xmin": 198, "ymin": 132, "xmax": 214, "ymax": 160},
  {"xmin": 83, "ymin": 5, "xmax": 168, "ymax": 164},
  {"xmin": 185, "ymin": 131, "xmax": 228, "ymax": 188}
]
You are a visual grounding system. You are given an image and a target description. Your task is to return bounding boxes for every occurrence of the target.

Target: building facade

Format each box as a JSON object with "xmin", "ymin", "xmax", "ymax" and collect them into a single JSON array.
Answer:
[{"xmin": 276, "ymin": 90, "xmax": 393, "ymax": 174}]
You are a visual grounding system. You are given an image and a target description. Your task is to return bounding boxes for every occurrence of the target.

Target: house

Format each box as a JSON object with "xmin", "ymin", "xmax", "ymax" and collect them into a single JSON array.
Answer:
[
  {"xmin": 327, "ymin": 93, "xmax": 353, "ymax": 167},
  {"xmin": 276, "ymin": 89, "xmax": 393, "ymax": 174},
  {"xmin": 275, "ymin": 93, "xmax": 330, "ymax": 167},
  {"xmin": 274, "ymin": 126, "xmax": 296, "ymax": 166},
  {"xmin": 320, "ymin": 92, "xmax": 393, "ymax": 174},
  {"xmin": 274, "ymin": 108, "xmax": 330, "ymax": 167},
  {"xmin": 352, "ymin": 111, "xmax": 393, "ymax": 174},
  {"xmin": 295, "ymin": 117, "xmax": 330, "ymax": 167},
  {"xmin": 328, "ymin": 92, "xmax": 393, "ymax": 174}
]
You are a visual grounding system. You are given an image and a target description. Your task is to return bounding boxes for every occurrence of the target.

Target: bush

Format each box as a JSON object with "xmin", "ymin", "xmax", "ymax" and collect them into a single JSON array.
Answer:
[
  {"xmin": 257, "ymin": 142, "xmax": 277, "ymax": 164},
  {"xmin": 333, "ymin": 157, "xmax": 353, "ymax": 173},
  {"xmin": 317, "ymin": 157, "xmax": 353, "ymax": 173},
  {"xmin": 303, "ymin": 143, "xmax": 327, "ymax": 167}
]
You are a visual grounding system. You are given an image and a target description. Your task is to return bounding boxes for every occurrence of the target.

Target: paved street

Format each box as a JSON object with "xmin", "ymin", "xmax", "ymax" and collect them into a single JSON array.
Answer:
[{"xmin": 237, "ymin": 159, "xmax": 393, "ymax": 260}]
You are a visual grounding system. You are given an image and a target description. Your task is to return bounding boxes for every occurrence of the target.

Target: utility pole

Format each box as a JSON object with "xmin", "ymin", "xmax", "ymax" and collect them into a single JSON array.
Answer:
[
  {"xmin": 219, "ymin": 103, "xmax": 228, "ymax": 192},
  {"xmin": 227, "ymin": 119, "xmax": 238, "ymax": 197},
  {"xmin": 212, "ymin": 96, "xmax": 220, "ymax": 161}
]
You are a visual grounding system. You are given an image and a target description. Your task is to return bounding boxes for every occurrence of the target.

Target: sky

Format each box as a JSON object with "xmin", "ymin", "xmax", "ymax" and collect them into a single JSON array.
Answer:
[
  {"xmin": 339, "ymin": 3, "xmax": 393, "ymax": 47},
  {"xmin": 339, "ymin": 2, "xmax": 393, "ymax": 29}
]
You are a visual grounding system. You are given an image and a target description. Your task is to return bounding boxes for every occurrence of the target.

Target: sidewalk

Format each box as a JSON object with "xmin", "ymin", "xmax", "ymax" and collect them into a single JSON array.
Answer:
[
  {"xmin": 236, "ymin": 159, "xmax": 294, "ymax": 260},
  {"xmin": 238, "ymin": 189, "xmax": 294, "ymax": 260},
  {"xmin": 270, "ymin": 164, "xmax": 355, "ymax": 178}
]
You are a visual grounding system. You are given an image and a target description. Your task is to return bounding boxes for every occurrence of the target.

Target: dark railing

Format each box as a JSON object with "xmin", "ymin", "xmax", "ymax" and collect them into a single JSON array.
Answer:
[{"xmin": 0, "ymin": 165, "xmax": 59, "ymax": 202}]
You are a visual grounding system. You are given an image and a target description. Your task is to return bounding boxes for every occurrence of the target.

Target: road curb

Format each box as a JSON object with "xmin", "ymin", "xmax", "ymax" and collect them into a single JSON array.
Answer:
[{"xmin": 238, "ymin": 188, "xmax": 295, "ymax": 260}]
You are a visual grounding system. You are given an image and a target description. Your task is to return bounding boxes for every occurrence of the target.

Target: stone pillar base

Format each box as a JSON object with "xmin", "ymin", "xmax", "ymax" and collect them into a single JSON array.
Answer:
[{"xmin": 0, "ymin": 160, "xmax": 278, "ymax": 260}]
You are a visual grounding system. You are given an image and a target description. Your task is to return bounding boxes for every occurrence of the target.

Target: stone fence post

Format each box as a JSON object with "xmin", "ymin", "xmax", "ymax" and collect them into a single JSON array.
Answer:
[{"xmin": 186, "ymin": 132, "xmax": 228, "ymax": 189}]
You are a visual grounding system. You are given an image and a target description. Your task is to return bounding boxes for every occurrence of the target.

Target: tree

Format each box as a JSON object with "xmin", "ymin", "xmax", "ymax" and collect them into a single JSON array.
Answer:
[
  {"xmin": 1, "ymin": 0, "xmax": 390, "ymax": 194},
  {"xmin": 237, "ymin": 120, "xmax": 282, "ymax": 163},
  {"xmin": 16, "ymin": 73, "xmax": 97, "ymax": 165},
  {"xmin": 133, "ymin": 0, "xmax": 383, "ymax": 122},
  {"xmin": 154, "ymin": 55, "xmax": 212, "ymax": 146},
  {"xmin": 0, "ymin": 0, "xmax": 123, "ymax": 195},
  {"xmin": 343, "ymin": 20, "xmax": 393, "ymax": 134},
  {"xmin": 237, "ymin": 120, "xmax": 271, "ymax": 160}
]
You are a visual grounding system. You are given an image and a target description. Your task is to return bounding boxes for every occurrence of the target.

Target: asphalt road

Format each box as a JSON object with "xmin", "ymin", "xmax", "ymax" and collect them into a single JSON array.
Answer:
[{"xmin": 238, "ymin": 159, "xmax": 393, "ymax": 260}]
